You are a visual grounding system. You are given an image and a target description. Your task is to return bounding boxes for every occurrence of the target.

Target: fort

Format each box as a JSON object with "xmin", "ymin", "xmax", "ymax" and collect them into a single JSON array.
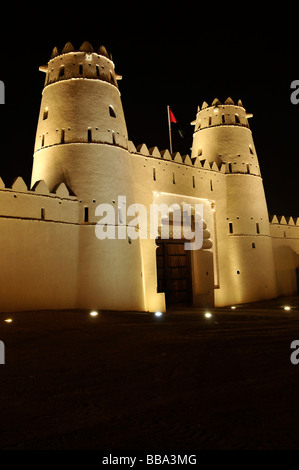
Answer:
[{"xmin": 0, "ymin": 41, "xmax": 298, "ymax": 312}]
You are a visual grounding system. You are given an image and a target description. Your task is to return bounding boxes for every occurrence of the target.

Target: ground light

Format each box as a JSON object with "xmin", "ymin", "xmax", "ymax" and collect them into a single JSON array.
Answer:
[
  {"xmin": 154, "ymin": 311, "xmax": 163, "ymax": 317},
  {"xmin": 4, "ymin": 318, "xmax": 12, "ymax": 323},
  {"xmin": 284, "ymin": 306, "xmax": 291, "ymax": 311},
  {"xmin": 89, "ymin": 311, "xmax": 99, "ymax": 317},
  {"xmin": 231, "ymin": 306, "xmax": 237, "ymax": 310},
  {"xmin": 204, "ymin": 312, "xmax": 212, "ymax": 318}
]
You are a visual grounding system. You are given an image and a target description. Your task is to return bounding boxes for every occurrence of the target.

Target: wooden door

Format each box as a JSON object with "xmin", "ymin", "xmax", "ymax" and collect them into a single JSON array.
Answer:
[{"xmin": 156, "ymin": 239, "xmax": 192, "ymax": 307}]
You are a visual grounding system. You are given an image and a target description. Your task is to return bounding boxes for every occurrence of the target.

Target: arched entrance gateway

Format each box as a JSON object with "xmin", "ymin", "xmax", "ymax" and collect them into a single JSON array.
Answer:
[{"xmin": 154, "ymin": 199, "xmax": 215, "ymax": 308}]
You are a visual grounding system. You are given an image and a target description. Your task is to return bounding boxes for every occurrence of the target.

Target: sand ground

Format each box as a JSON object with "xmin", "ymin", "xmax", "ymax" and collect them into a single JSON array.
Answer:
[{"xmin": 1, "ymin": 296, "xmax": 299, "ymax": 451}]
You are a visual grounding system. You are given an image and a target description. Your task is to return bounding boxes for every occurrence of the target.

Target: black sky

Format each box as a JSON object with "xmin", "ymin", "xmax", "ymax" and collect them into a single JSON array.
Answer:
[{"xmin": 0, "ymin": 12, "xmax": 298, "ymax": 217}]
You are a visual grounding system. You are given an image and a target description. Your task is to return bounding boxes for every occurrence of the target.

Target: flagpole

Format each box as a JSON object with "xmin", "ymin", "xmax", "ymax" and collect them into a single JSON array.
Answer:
[{"xmin": 167, "ymin": 105, "xmax": 173, "ymax": 154}]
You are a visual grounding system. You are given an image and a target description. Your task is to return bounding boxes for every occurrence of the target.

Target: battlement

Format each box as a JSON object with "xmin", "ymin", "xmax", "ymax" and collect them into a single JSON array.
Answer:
[
  {"xmin": 191, "ymin": 98, "xmax": 253, "ymax": 132},
  {"xmin": 270, "ymin": 215, "xmax": 299, "ymax": 226},
  {"xmin": 40, "ymin": 41, "xmax": 121, "ymax": 89},
  {"xmin": 0, "ymin": 177, "xmax": 78, "ymax": 224},
  {"xmin": 129, "ymin": 141, "xmax": 259, "ymax": 175},
  {"xmin": 50, "ymin": 41, "xmax": 111, "ymax": 60},
  {"xmin": 130, "ymin": 141, "xmax": 223, "ymax": 171},
  {"xmin": 0, "ymin": 176, "xmax": 76, "ymax": 198},
  {"xmin": 269, "ymin": 215, "xmax": 299, "ymax": 243}
]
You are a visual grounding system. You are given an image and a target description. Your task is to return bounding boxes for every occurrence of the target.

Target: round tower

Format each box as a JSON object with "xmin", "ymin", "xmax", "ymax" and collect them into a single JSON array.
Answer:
[
  {"xmin": 31, "ymin": 42, "xmax": 147, "ymax": 311},
  {"xmin": 31, "ymin": 41, "xmax": 129, "ymax": 200},
  {"xmin": 191, "ymin": 97, "xmax": 261, "ymax": 175},
  {"xmin": 191, "ymin": 98, "xmax": 277, "ymax": 305}
]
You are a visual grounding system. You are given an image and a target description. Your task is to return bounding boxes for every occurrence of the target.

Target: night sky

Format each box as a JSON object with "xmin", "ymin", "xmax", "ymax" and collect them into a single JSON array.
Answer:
[{"xmin": 0, "ymin": 15, "xmax": 298, "ymax": 217}]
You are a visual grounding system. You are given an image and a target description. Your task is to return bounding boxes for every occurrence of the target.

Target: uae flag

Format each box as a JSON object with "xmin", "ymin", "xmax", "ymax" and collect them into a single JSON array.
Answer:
[
  {"xmin": 169, "ymin": 107, "xmax": 178, "ymax": 124},
  {"xmin": 168, "ymin": 106, "xmax": 185, "ymax": 142}
]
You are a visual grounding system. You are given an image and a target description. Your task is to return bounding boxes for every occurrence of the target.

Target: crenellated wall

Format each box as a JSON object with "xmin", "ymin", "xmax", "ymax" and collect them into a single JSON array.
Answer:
[
  {"xmin": 270, "ymin": 215, "xmax": 299, "ymax": 296},
  {"xmin": 129, "ymin": 138, "xmax": 296, "ymax": 306},
  {"xmin": 0, "ymin": 138, "xmax": 298, "ymax": 312},
  {"xmin": 0, "ymin": 177, "xmax": 79, "ymax": 312}
]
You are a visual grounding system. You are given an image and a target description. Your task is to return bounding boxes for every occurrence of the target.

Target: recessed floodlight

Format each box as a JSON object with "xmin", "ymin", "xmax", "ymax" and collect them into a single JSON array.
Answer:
[
  {"xmin": 154, "ymin": 311, "xmax": 163, "ymax": 317},
  {"xmin": 284, "ymin": 306, "xmax": 291, "ymax": 311},
  {"xmin": 90, "ymin": 311, "xmax": 99, "ymax": 317},
  {"xmin": 231, "ymin": 306, "xmax": 236, "ymax": 310},
  {"xmin": 204, "ymin": 312, "xmax": 212, "ymax": 318},
  {"xmin": 4, "ymin": 318, "xmax": 12, "ymax": 323}
]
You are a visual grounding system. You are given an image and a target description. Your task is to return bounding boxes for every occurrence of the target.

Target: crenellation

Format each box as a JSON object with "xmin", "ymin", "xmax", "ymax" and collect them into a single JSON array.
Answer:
[
  {"xmin": 62, "ymin": 42, "xmax": 75, "ymax": 54},
  {"xmin": 210, "ymin": 162, "xmax": 219, "ymax": 172},
  {"xmin": 161, "ymin": 149, "xmax": 172, "ymax": 160},
  {"xmin": 128, "ymin": 140, "xmax": 137, "ymax": 153},
  {"xmin": 270, "ymin": 215, "xmax": 299, "ymax": 227},
  {"xmin": 192, "ymin": 157, "xmax": 202, "ymax": 167},
  {"xmin": 182, "ymin": 154, "xmax": 192, "ymax": 165},
  {"xmin": 31, "ymin": 179, "xmax": 50, "ymax": 195},
  {"xmin": 12, "ymin": 176, "xmax": 27, "ymax": 192},
  {"xmin": 201, "ymin": 160, "xmax": 210, "ymax": 169},
  {"xmin": 270, "ymin": 215, "xmax": 279, "ymax": 224},
  {"xmin": 148, "ymin": 146, "xmax": 161, "ymax": 158},
  {"xmin": 288, "ymin": 216, "xmax": 296, "ymax": 225},
  {"xmin": 136, "ymin": 143, "xmax": 150, "ymax": 155},
  {"xmin": 52, "ymin": 182, "xmax": 76, "ymax": 198},
  {"xmin": 172, "ymin": 152, "xmax": 183, "ymax": 163}
]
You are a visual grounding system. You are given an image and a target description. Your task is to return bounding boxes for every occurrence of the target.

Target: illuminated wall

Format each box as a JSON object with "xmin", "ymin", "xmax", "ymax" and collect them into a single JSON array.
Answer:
[{"xmin": 0, "ymin": 43, "xmax": 297, "ymax": 312}]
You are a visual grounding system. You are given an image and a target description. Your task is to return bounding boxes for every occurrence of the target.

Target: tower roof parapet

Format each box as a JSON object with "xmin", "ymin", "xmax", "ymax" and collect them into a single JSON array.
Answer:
[
  {"xmin": 197, "ymin": 98, "xmax": 247, "ymax": 112},
  {"xmin": 191, "ymin": 98, "xmax": 253, "ymax": 131},
  {"xmin": 40, "ymin": 41, "xmax": 121, "ymax": 89},
  {"xmin": 49, "ymin": 41, "xmax": 112, "ymax": 60}
]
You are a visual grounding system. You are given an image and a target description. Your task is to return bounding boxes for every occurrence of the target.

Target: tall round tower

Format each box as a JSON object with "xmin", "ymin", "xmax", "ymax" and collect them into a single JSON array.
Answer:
[
  {"xmin": 31, "ymin": 41, "xmax": 146, "ymax": 311},
  {"xmin": 32, "ymin": 41, "xmax": 129, "ymax": 200},
  {"xmin": 191, "ymin": 98, "xmax": 277, "ymax": 305}
]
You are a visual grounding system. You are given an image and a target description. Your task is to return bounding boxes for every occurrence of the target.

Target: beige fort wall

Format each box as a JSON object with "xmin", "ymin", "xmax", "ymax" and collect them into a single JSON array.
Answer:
[
  {"xmin": 270, "ymin": 216, "xmax": 299, "ymax": 296},
  {"xmin": 0, "ymin": 177, "xmax": 79, "ymax": 312},
  {"xmin": 0, "ymin": 152, "xmax": 298, "ymax": 313}
]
